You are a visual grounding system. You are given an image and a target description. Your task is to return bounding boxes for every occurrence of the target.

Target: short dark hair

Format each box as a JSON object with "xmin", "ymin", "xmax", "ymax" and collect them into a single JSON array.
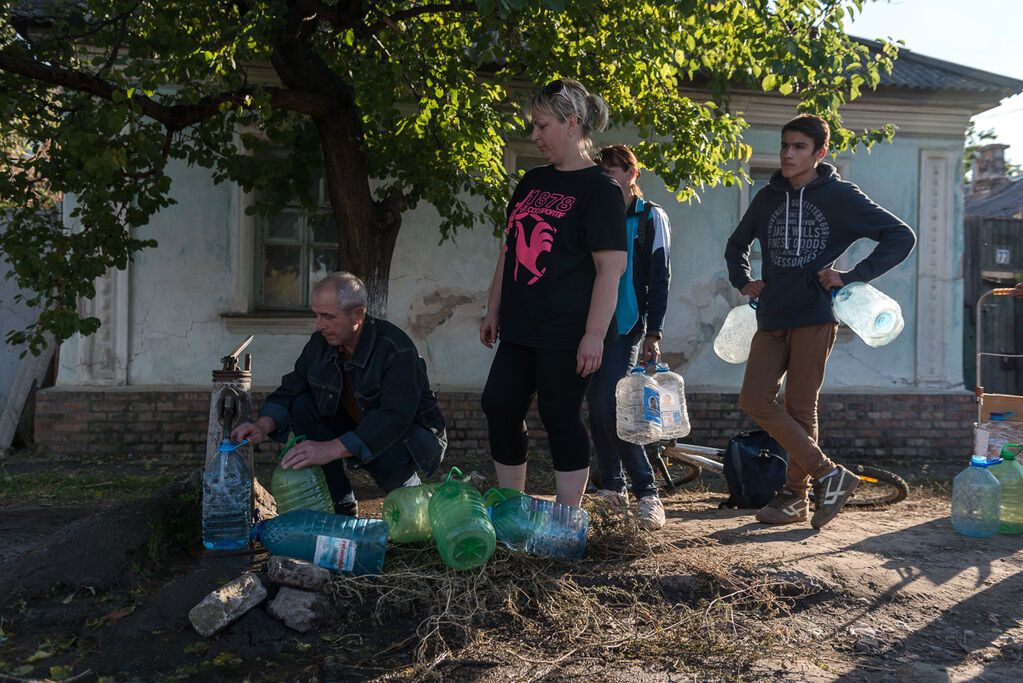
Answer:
[{"xmin": 782, "ymin": 114, "xmax": 830, "ymax": 152}]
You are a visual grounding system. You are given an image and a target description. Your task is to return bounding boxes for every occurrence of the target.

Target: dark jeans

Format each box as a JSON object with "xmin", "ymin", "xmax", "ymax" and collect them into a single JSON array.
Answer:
[
  {"xmin": 290, "ymin": 393, "xmax": 421, "ymax": 511},
  {"xmin": 585, "ymin": 331, "xmax": 658, "ymax": 500},
  {"xmin": 481, "ymin": 341, "xmax": 591, "ymax": 472}
]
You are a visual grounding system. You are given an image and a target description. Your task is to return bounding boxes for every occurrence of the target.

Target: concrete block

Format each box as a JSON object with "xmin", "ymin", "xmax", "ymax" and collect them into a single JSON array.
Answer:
[
  {"xmin": 188, "ymin": 572, "xmax": 267, "ymax": 637},
  {"xmin": 267, "ymin": 587, "xmax": 335, "ymax": 633},
  {"xmin": 267, "ymin": 556, "xmax": 331, "ymax": 593}
]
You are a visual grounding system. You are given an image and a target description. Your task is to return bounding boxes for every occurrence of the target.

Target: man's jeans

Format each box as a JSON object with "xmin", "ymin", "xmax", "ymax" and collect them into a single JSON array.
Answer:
[
  {"xmin": 738, "ymin": 323, "xmax": 839, "ymax": 496},
  {"xmin": 586, "ymin": 331, "xmax": 658, "ymax": 500},
  {"xmin": 290, "ymin": 393, "xmax": 420, "ymax": 511}
]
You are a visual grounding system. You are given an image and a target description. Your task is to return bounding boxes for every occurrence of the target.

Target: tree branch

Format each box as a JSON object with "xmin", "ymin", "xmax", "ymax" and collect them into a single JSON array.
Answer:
[{"xmin": 0, "ymin": 50, "xmax": 331, "ymax": 127}]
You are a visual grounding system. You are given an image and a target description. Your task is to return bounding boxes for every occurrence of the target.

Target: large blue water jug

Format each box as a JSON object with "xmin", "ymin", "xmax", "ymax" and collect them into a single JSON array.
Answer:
[
  {"xmin": 951, "ymin": 456, "xmax": 1002, "ymax": 538},
  {"xmin": 251, "ymin": 509, "xmax": 389, "ymax": 575},
  {"xmin": 489, "ymin": 494, "xmax": 588, "ymax": 559},
  {"xmin": 831, "ymin": 282, "xmax": 904, "ymax": 347},
  {"xmin": 202, "ymin": 439, "xmax": 252, "ymax": 551}
]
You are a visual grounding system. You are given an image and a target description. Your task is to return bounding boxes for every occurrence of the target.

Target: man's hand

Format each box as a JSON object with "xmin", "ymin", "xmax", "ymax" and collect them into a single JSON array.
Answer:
[
  {"xmin": 641, "ymin": 335, "xmax": 661, "ymax": 365},
  {"xmin": 816, "ymin": 268, "xmax": 845, "ymax": 292},
  {"xmin": 230, "ymin": 416, "xmax": 275, "ymax": 445},
  {"xmin": 281, "ymin": 439, "xmax": 349, "ymax": 470},
  {"xmin": 741, "ymin": 280, "xmax": 765, "ymax": 298},
  {"xmin": 479, "ymin": 311, "xmax": 499, "ymax": 348},
  {"xmin": 1012, "ymin": 282, "xmax": 1023, "ymax": 299},
  {"xmin": 576, "ymin": 332, "xmax": 604, "ymax": 377}
]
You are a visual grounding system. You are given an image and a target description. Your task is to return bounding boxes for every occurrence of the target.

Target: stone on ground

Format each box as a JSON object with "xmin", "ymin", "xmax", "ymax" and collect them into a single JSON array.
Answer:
[
  {"xmin": 189, "ymin": 571, "xmax": 267, "ymax": 637},
  {"xmin": 267, "ymin": 556, "xmax": 331, "ymax": 593},
  {"xmin": 267, "ymin": 586, "xmax": 335, "ymax": 633}
]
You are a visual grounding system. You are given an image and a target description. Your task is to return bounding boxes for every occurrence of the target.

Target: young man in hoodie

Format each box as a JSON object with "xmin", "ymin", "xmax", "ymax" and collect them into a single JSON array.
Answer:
[{"xmin": 724, "ymin": 114, "xmax": 916, "ymax": 529}]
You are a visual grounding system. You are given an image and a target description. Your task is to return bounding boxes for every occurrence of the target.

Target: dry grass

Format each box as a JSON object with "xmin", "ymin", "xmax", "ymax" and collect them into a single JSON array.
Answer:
[{"xmin": 328, "ymin": 503, "xmax": 825, "ymax": 681}]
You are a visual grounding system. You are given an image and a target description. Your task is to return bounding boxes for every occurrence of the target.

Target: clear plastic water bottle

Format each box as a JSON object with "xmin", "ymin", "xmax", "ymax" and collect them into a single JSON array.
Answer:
[
  {"xmin": 489, "ymin": 494, "xmax": 588, "ymax": 559},
  {"xmin": 427, "ymin": 468, "xmax": 496, "ymax": 570},
  {"xmin": 831, "ymin": 282, "xmax": 904, "ymax": 348},
  {"xmin": 251, "ymin": 509, "xmax": 388, "ymax": 575},
  {"xmin": 989, "ymin": 445, "xmax": 1023, "ymax": 535},
  {"xmin": 951, "ymin": 455, "xmax": 1002, "ymax": 538},
  {"xmin": 271, "ymin": 434, "xmax": 334, "ymax": 515},
  {"xmin": 202, "ymin": 439, "xmax": 252, "ymax": 551},
  {"xmin": 381, "ymin": 483, "xmax": 439, "ymax": 542},
  {"xmin": 652, "ymin": 364, "xmax": 691, "ymax": 440},
  {"xmin": 615, "ymin": 366, "xmax": 662, "ymax": 445},
  {"xmin": 713, "ymin": 299, "xmax": 758, "ymax": 364}
]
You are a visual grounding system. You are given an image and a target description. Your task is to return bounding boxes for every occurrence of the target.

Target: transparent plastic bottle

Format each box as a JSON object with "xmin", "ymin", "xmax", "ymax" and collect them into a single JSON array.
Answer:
[
  {"xmin": 831, "ymin": 282, "xmax": 905, "ymax": 348},
  {"xmin": 251, "ymin": 509, "xmax": 388, "ymax": 575},
  {"xmin": 713, "ymin": 299, "xmax": 758, "ymax": 364},
  {"xmin": 489, "ymin": 494, "xmax": 588, "ymax": 559},
  {"xmin": 381, "ymin": 483, "xmax": 440, "ymax": 542},
  {"xmin": 652, "ymin": 364, "xmax": 691, "ymax": 440},
  {"xmin": 202, "ymin": 439, "xmax": 252, "ymax": 551},
  {"xmin": 988, "ymin": 444, "xmax": 1023, "ymax": 535},
  {"xmin": 951, "ymin": 455, "xmax": 1002, "ymax": 538},
  {"xmin": 427, "ymin": 470, "xmax": 496, "ymax": 570},
  {"xmin": 615, "ymin": 366, "xmax": 662, "ymax": 445},
  {"xmin": 271, "ymin": 434, "xmax": 334, "ymax": 515}
]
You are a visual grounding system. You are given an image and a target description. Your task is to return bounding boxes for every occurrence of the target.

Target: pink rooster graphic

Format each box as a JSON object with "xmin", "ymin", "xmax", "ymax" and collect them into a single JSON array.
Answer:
[{"xmin": 510, "ymin": 213, "xmax": 557, "ymax": 285}]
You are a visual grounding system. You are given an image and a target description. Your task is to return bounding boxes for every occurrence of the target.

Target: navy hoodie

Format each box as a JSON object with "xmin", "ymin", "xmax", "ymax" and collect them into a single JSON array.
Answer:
[{"xmin": 724, "ymin": 163, "xmax": 916, "ymax": 331}]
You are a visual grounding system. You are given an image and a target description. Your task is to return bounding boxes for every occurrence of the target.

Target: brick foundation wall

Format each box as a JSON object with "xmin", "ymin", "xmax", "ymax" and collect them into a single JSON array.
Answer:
[{"xmin": 34, "ymin": 387, "xmax": 976, "ymax": 465}]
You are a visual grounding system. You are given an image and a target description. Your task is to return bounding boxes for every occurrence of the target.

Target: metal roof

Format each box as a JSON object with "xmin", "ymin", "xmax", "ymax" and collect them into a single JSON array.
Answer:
[
  {"xmin": 966, "ymin": 179, "xmax": 1023, "ymax": 219},
  {"xmin": 860, "ymin": 39, "xmax": 1023, "ymax": 96}
]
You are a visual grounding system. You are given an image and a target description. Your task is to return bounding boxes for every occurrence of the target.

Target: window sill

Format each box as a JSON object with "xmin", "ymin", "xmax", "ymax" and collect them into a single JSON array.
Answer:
[{"xmin": 222, "ymin": 312, "xmax": 314, "ymax": 335}]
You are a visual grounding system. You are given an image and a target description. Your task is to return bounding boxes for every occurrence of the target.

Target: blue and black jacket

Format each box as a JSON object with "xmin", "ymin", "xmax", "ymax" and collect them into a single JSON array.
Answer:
[{"xmin": 616, "ymin": 197, "xmax": 672, "ymax": 338}]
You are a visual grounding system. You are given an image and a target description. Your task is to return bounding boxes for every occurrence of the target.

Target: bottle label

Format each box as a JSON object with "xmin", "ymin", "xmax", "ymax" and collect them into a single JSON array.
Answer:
[
  {"xmin": 314, "ymin": 535, "xmax": 357, "ymax": 572},
  {"xmin": 642, "ymin": 386, "xmax": 662, "ymax": 425},
  {"xmin": 660, "ymin": 389, "xmax": 682, "ymax": 427}
]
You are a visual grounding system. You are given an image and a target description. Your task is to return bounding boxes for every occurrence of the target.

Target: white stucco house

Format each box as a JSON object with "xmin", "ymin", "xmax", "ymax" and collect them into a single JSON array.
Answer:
[{"xmin": 31, "ymin": 44, "xmax": 1023, "ymax": 463}]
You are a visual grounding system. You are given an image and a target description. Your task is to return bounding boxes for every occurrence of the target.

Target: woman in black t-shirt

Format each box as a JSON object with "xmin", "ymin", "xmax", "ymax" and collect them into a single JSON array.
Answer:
[{"xmin": 479, "ymin": 79, "xmax": 627, "ymax": 507}]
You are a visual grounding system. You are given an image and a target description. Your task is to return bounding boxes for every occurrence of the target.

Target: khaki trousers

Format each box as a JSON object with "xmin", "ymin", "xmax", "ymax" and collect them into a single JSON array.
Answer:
[{"xmin": 738, "ymin": 323, "xmax": 838, "ymax": 495}]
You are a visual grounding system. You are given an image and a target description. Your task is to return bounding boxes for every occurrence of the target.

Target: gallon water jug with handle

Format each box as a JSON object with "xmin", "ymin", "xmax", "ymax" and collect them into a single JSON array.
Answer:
[
  {"xmin": 271, "ymin": 434, "xmax": 334, "ymax": 515},
  {"xmin": 202, "ymin": 439, "xmax": 252, "ymax": 551},
  {"xmin": 713, "ymin": 299, "xmax": 758, "ymax": 364},
  {"xmin": 831, "ymin": 282, "xmax": 904, "ymax": 347},
  {"xmin": 989, "ymin": 444, "xmax": 1023, "ymax": 534},
  {"xmin": 381, "ymin": 483, "xmax": 440, "ymax": 542},
  {"xmin": 428, "ymin": 468, "xmax": 496, "ymax": 570},
  {"xmin": 616, "ymin": 366, "xmax": 662, "ymax": 445},
  {"xmin": 951, "ymin": 455, "xmax": 1002, "ymax": 538},
  {"xmin": 251, "ymin": 509, "xmax": 388, "ymax": 575},
  {"xmin": 652, "ymin": 364, "xmax": 691, "ymax": 440},
  {"xmin": 489, "ymin": 493, "xmax": 588, "ymax": 559}
]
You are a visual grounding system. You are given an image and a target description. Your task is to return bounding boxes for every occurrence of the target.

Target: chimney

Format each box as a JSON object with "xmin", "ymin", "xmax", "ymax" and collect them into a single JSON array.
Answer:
[{"xmin": 971, "ymin": 143, "xmax": 1010, "ymax": 198}]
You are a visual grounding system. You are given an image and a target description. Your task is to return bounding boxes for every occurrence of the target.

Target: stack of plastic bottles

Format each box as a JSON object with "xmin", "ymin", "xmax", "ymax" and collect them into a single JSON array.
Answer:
[
  {"xmin": 951, "ymin": 445, "xmax": 1023, "ymax": 538},
  {"xmin": 616, "ymin": 363, "xmax": 691, "ymax": 445},
  {"xmin": 488, "ymin": 491, "xmax": 589, "ymax": 559},
  {"xmin": 202, "ymin": 439, "xmax": 253, "ymax": 551}
]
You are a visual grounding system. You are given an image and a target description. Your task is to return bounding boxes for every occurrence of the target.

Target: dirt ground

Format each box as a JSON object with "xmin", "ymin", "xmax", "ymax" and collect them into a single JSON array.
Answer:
[{"xmin": 0, "ymin": 454, "xmax": 1021, "ymax": 682}]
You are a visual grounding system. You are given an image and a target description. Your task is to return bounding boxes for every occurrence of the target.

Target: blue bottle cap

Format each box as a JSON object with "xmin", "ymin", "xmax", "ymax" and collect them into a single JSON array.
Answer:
[
  {"xmin": 748, "ymin": 298, "xmax": 759, "ymax": 310},
  {"xmin": 971, "ymin": 455, "xmax": 1001, "ymax": 467},
  {"xmin": 630, "ymin": 366, "xmax": 647, "ymax": 375}
]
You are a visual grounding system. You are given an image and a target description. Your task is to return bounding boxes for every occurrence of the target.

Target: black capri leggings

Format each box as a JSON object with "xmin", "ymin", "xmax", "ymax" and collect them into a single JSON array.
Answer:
[{"xmin": 481, "ymin": 341, "xmax": 591, "ymax": 472}]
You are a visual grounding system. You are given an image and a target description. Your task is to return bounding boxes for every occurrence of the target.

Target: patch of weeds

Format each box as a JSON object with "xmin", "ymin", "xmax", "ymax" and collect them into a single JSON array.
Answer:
[
  {"xmin": 0, "ymin": 467, "xmax": 173, "ymax": 505},
  {"xmin": 183, "ymin": 642, "xmax": 209, "ymax": 656},
  {"xmin": 49, "ymin": 664, "xmax": 75, "ymax": 680}
]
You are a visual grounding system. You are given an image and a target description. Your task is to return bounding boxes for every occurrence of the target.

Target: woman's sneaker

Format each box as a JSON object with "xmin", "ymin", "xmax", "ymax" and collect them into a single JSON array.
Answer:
[
  {"xmin": 636, "ymin": 495, "xmax": 666, "ymax": 530},
  {"xmin": 593, "ymin": 489, "xmax": 629, "ymax": 512},
  {"xmin": 810, "ymin": 465, "xmax": 860, "ymax": 529},
  {"xmin": 755, "ymin": 489, "xmax": 809, "ymax": 524}
]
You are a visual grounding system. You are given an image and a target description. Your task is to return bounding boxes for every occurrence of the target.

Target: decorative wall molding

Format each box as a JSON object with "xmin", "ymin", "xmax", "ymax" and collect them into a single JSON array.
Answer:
[
  {"xmin": 76, "ymin": 266, "xmax": 130, "ymax": 385},
  {"xmin": 915, "ymin": 149, "xmax": 959, "ymax": 386}
]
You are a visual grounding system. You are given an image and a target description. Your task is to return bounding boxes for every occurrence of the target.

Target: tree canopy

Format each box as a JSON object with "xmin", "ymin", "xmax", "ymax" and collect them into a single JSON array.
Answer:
[{"xmin": 0, "ymin": 0, "xmax": 896, "ymax": 353}]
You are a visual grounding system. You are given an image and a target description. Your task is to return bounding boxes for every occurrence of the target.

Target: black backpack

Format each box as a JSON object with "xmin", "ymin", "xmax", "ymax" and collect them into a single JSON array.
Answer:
[{"xmin": 720, "ymin": 430, "xmax": 788, "ymax": 509}]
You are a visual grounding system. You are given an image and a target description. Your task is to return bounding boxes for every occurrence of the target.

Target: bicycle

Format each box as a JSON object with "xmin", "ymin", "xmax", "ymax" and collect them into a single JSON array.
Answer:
[{"xmin": 650, "ymin": 442, "xmax": 909, "ymax": 507}]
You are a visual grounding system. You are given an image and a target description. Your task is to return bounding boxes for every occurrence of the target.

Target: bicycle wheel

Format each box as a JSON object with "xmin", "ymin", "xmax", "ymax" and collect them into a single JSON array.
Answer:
[
  {"xmin": 844, "ymin": 465, "xmax": 909, "ymax": 507},
  {"xmin": 650, "ymin": 445, "xmax": 702, "ymax": 489}
]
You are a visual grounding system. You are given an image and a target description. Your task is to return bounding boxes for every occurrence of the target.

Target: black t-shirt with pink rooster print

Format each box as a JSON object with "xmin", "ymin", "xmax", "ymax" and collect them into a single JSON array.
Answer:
[{"xmin": 498, "ymin": 164, "xmax": 627, "ymax": 350}]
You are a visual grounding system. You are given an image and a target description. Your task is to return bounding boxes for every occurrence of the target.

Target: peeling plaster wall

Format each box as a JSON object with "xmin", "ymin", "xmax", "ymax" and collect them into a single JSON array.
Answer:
[{"xmin": 56, "ymin": 128, "xmax": 965, "ymax": 395}]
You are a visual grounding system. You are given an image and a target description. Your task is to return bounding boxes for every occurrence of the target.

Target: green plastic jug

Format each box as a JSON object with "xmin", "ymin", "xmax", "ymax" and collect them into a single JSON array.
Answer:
[
  {"xmin": 381, "ymin": 482, "xmax": 439, "ymax": 542},
  {"xmin": 271, "ymin": 434, "xmax": 334, "ymax": 515},
  {"xmin": 990, "ymin": 444, "xmax": 1023, "ymax": 534},
  {"xmin": 427, "ymin": 468, "xmax": 496, "ymax": 570}
]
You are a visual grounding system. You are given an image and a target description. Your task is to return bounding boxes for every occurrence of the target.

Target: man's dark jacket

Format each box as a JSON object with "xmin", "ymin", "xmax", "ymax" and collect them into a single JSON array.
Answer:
[{"xmin": 260, "ymin": 316, "xmax": 446, "ymax": 476}]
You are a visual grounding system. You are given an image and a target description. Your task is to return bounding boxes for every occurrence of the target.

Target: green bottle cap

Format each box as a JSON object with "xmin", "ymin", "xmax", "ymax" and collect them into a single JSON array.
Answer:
[{"xmin": 1000, "ymin": 444, "xmax": 1022, "ymax": 461}]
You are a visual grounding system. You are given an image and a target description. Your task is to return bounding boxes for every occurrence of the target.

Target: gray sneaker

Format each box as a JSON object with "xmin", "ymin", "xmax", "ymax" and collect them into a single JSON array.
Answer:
[
  {"xmin": 636, "ymin": 495, "xmax": 666, "ymax": 530},
  {"xmin": 755, "ymin": 489, "xmax": 809, "ymax": 525},
  {"xmin": 810, "ymin": 465, "xmax": 860, "ymax": 529}
]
